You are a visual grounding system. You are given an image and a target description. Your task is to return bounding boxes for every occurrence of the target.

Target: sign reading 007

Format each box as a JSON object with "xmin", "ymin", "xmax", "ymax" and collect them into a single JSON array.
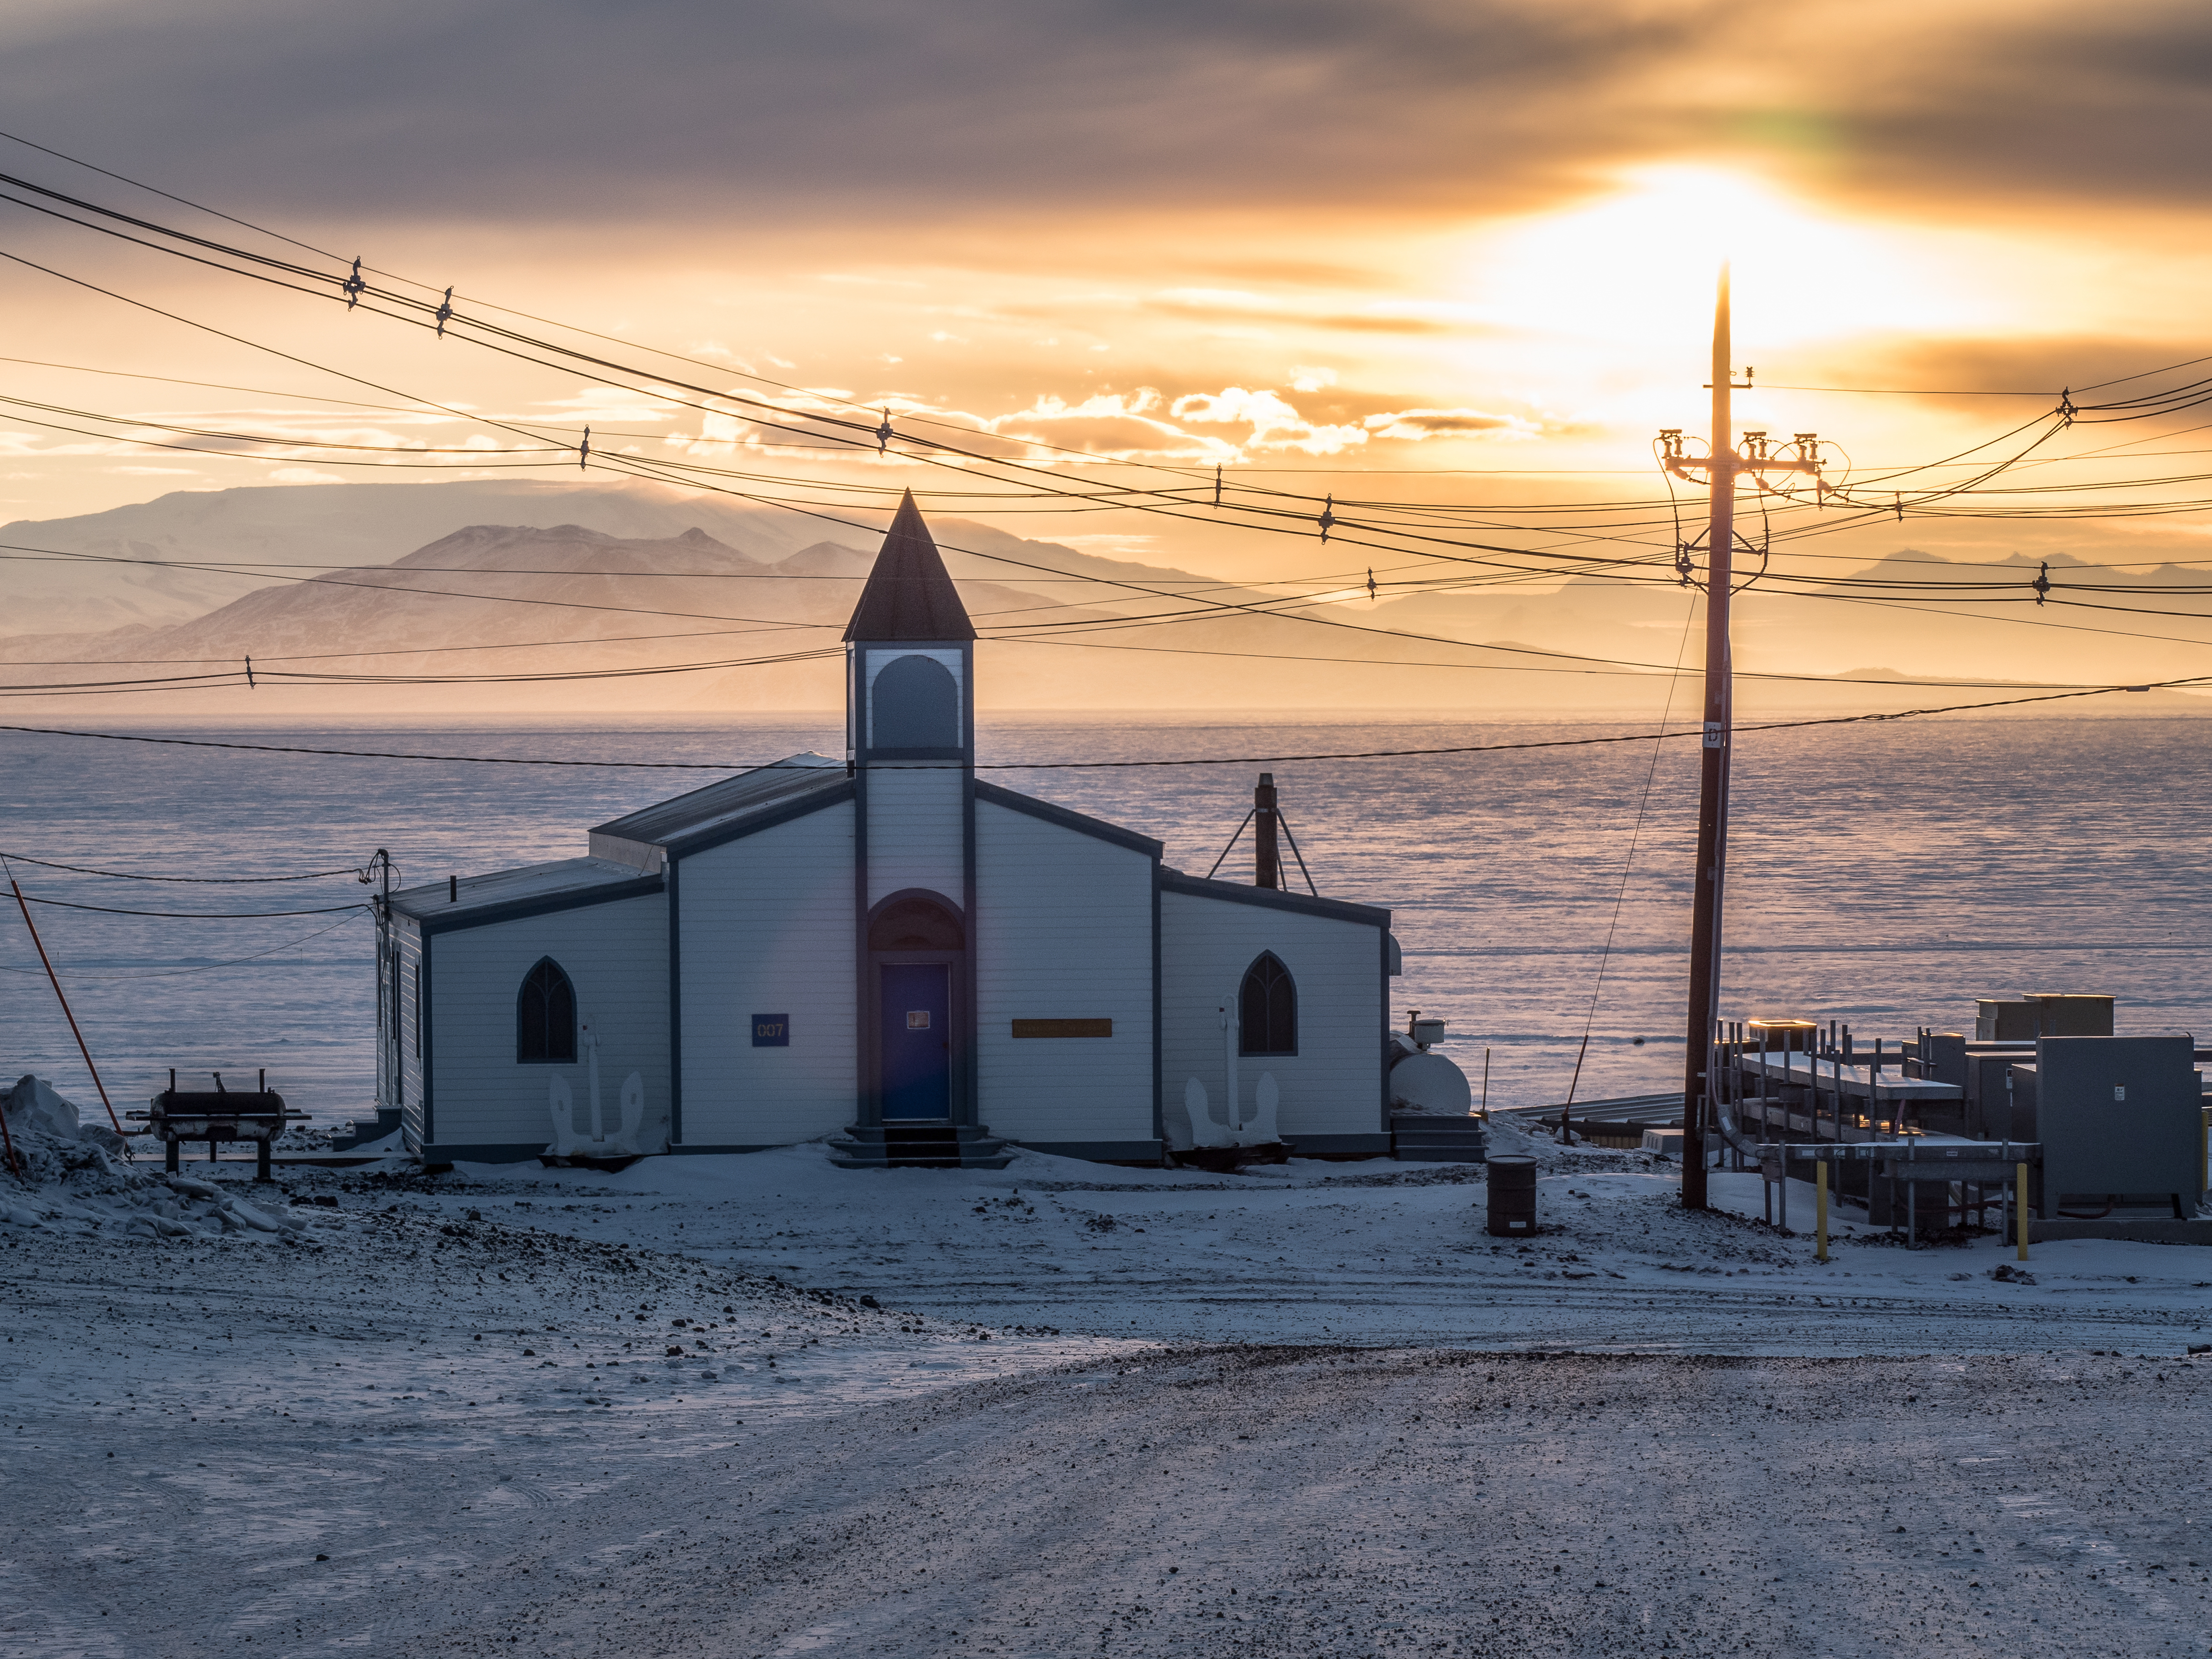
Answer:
[{"xmin": 752, "ymin": 1014, "xmax": 790, "ymax": 1048}]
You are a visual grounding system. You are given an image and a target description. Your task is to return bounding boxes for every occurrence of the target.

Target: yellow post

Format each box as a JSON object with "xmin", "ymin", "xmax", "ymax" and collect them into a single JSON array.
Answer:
[
  {"xmin": 1816, "ymin": 1161, "xmax": 1829, "ymax": 1263},
  {"xmin": 2016, "ymin": 1161, "xmax": 2030, "ymax": 1261}
]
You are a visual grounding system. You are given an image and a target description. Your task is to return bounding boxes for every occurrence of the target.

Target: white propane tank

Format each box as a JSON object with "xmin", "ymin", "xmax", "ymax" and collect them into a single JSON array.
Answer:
[{"xmin": 1389, "ymin": 1050, "xmax": 1471, "ymax": 1113}]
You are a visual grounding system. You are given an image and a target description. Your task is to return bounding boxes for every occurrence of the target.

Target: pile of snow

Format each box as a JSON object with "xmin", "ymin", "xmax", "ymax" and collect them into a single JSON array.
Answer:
[{"xmin": 0, "ymin": 1072, "xmax": 303, "ymax": 1240}]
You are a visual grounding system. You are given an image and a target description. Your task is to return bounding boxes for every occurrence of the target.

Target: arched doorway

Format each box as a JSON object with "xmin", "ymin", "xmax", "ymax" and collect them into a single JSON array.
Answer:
[{"xmin": 867, "ymin": 889, "xmax": 966, "ymax": 1121}]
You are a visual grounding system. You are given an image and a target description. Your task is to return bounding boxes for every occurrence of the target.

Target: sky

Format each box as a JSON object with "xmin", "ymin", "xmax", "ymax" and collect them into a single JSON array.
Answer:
[{"xmin": 1, "ymin": 0, "xmax": 2210, "ymax": 660}]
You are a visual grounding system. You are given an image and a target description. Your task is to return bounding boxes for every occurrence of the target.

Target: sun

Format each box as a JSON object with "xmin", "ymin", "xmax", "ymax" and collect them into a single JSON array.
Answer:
[{"xmin": 1464, "ymin": 166, "xmax": 1964, "ymax": 350}]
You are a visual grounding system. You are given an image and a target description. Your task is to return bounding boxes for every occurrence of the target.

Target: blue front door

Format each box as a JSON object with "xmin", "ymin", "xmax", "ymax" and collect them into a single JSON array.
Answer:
[{"xmin": 880, "ymin": 962, "xmax": 951, "ymax": 1120}]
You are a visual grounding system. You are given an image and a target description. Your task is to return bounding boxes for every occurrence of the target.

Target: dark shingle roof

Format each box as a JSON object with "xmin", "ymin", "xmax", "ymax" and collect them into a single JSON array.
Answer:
[
  {"xmin": 589, "ymin": 752, "xmax": 845, "ymax": 848},
  {"xmin": 843, "ymin": 490, "xmax": 975, "ymax": 642},
  {"xmin": 388, "ymin": 857, "xmax": 652, "ymax": 922}
]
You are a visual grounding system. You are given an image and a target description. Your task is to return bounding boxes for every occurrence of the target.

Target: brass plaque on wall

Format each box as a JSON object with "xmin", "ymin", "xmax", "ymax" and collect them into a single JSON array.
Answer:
[{"xmin": 1011, "ymin": 1018, "xmax": 1113, "ymax": 1039}]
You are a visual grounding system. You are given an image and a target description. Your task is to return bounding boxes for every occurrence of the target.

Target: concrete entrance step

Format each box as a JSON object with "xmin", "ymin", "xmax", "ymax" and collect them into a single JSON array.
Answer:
[
  {"xmin": 829, "ymin": 1122, "xmax": 1014, "ymax": 1170},
  {"xmin": 1390, "ymin": 1111, "xmax": 1489, "ymax": 1163}
]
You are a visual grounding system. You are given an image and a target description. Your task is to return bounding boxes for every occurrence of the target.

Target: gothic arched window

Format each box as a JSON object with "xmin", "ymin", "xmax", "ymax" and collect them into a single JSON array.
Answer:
[
  {"xmin": 1238, "ymin": 951, "xmax": 1297, "ymax": 1056},
  {"xmin": 871, "ymin": 653, "xmax": 960, "ymax": 749},
  {"xmin": 517, "ymin": 957, "xmax": 577, "ymax": 1064},
  {"xmin": 868, "ymin": 891, "xmax": 965, "ymax": 952}
]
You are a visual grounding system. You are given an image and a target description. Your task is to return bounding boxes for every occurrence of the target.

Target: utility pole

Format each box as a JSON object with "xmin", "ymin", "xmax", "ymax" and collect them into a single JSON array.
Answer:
[
  {"xmin": 365, "ymin": 848, "xmax": 395, "ymax": 1115},
  {"xmin": 1659, "ymin": 266, "xmax": 1822, "ymax": 1208}
]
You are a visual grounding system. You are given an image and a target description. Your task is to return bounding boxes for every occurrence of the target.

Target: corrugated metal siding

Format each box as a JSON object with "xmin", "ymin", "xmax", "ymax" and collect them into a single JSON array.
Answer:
[
  {"xmin": 396, "ymin": 917, "xmax": 425, "ymax": 1148},
  {"xmin": 1159, "ymin": 889, "xmax": 1384, "ymax": 1145},
  {"xmin": 424, "ymin": 893, "xmax": 670, "ymax": 1153},
  {"xmin": 864, "ymin": 766, "xmax": 964, "ymax": 907},
  {"xmin": 677, "ymin": 800, "xmax": 857, "ymax": 1145},
  {"xmin": 974, "ymin": 800, "xmax": 1155, "ymax": 1146}
]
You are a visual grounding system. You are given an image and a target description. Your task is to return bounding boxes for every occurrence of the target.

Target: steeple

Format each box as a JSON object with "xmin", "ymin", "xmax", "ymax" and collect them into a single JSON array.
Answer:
[{"xmin": 843, "ymin": 491, "xmax": 975, "ymax": 642}]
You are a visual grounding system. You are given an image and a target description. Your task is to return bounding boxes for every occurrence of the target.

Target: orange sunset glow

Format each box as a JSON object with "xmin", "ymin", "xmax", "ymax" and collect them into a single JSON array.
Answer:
[
  {"xmin": 4, "ymin": 9, "xmax": 2212, "ymax": 1650},
  {"xmin": 1, "ymin": 0, "xmax": 2208, "ymax": 714}
]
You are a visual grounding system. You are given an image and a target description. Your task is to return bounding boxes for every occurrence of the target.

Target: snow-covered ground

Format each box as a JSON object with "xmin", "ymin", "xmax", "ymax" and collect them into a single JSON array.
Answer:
[{"xmin": 6, "ymin": 1107, "xmax": 2211, "ymax": 1656}]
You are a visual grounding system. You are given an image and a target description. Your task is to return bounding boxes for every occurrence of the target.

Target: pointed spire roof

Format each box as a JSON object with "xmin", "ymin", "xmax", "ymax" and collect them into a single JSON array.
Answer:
[{"xmin": 843, "ymin": 490, "xmax": 975, "ymax": 642}]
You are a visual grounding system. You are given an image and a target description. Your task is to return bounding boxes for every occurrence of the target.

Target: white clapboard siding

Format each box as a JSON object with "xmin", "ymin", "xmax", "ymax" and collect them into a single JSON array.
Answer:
[
  {"xmin": 677, "ymin": 800, "xmax": 857, "ymax": 1145},
  {"xmin": 425, "ymin": 892, "xmax": 670, "ymax": 1153},
  {"xmin": 1159, "ymin": 890, "xmax": 1384, "ymax": 1144},
  {"xmin": 974, "ymin": 801, "xmax": 1155, "ymax": 1147},
  {"xmin": 396, "ymin": 916, "xmax": 426, "ymax": 1147},
  {"xmin": 864, "ymin": 765, "xmax": 964, "ymax": 907}
]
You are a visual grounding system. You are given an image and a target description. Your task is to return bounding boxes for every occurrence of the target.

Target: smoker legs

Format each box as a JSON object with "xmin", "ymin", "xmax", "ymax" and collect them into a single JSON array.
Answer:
[{"xmin": 158, "ymin": 1133, "xmax": 278, "ymax": 1180}]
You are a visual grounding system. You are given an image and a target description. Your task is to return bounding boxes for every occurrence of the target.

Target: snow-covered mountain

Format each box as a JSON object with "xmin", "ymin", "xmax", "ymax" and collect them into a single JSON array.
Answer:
[{"xmin": 5, "ymin": 478, "xmax": 2201, "ymax": 712}]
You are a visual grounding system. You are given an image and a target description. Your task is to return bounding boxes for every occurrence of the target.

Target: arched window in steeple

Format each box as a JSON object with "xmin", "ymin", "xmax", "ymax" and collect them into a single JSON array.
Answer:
[
  {"xmin": 1238, "ymin": 951, "xmax": 1296, "ymax": 1056},
  {"xmin": 516, "ymin": 957, "xmax": 577, "ymax": 1064},
  {"xmin": 872, "ymin": 653, "xmax": 960, "ymax": 749}
]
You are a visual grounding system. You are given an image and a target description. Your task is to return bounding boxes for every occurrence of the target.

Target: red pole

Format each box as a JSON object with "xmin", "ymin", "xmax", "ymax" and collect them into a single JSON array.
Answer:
[{"xmin": 8, "ymin": 877, "xmax": 123, "ymax": 1133}]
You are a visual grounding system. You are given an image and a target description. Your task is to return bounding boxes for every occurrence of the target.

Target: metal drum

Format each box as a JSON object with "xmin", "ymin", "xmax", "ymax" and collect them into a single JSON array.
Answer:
[{"xmin": 1486, "ymin": 1154, "xmax": 1537, "ymax": 1236}]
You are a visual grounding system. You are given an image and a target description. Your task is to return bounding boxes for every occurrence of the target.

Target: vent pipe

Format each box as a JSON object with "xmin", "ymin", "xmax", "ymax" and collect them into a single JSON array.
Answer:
[{"xmin": 1254, "ymin": 772, "xmax": 1280, "ymax": 889}]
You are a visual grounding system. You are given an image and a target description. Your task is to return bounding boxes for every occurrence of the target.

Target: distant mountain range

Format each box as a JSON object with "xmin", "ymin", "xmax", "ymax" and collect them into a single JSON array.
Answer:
[{"xmin": 2, "ymin": 478, "xmax": 2206, "ymax": 713}]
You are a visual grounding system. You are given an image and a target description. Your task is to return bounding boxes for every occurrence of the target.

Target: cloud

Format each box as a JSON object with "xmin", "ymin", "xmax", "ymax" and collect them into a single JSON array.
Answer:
[
  {"xmin": 888, "ymin": 383, "xmax": 1385, "ymax": 461},
  {"xmin": 1288, "ymin": 366, "xmax": 1338, "ymax": 393},
  {"xmin": 684, "ymin": 343, "xmax": 762, "ymax": 374},
  {"xmin": 1818, "ymin": 334, "xmax": 2173, "ymax": 412},
  {"xmin": 1169, "ymin": 387, "xmax": 1368, "ymax": 454},
  {"xmin": 1362, "ymin": 407, "xmax": 1538, "ymax": 440},
  {"xmin": 0, "ymin": 0, "xmax": 1696, "ymax": 226},
  {"xmin": 536, "ymin": 387, "xmax": 684, "ymax": 422},
  {"xmin": 666, "ymin": 411, "xmax": 754, "ymax": 455},
  {"xmin": 899, "ymin": 382, "xmax": 1550, "ymax": 461},
  {"xmin": 1144, "ymin": 290, "xmax": 1471, "ymax": 335},
  {"xmin": 986, "ymin": 390, "xmax": 1230, "ymax": 461},
  {"xmin": 1747, "ymin": 4, "xmax": 2212, "ymax": 214}
]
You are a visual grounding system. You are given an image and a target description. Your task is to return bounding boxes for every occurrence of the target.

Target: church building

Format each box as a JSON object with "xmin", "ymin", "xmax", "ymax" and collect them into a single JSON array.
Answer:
[{"xmin": 380, "ymin": 494, "xmax": 1398, "ymax": 1167}]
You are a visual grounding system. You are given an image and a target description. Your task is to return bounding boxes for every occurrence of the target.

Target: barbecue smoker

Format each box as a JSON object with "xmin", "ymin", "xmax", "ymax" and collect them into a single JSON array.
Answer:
[{"xmin": 129, "ymin": 1070, "xmax": 306, "ymax": 1180}]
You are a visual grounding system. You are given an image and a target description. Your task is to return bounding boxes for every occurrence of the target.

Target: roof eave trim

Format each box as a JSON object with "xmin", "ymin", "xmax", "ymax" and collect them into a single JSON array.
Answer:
[
  {"xmin": 1157, "ymin": 868, "xmax": 1390, "ymax": 927},
  {"xmin": 411, "ymin": 873, "xmax": 666, "ymax": 936},
  {"xmin": 660, "ymin": 775, "xmax": 856, "ymax": 858},
  {"xmin": 973, "ymin": 779, "xmax": 1164, "ymax": 858}
]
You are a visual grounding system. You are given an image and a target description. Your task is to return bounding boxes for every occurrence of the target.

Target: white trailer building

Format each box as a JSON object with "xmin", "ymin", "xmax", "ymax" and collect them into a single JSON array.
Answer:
[{"xmin": 382, "ymin": 494, "xmax": 1398, "ymax": 1167}]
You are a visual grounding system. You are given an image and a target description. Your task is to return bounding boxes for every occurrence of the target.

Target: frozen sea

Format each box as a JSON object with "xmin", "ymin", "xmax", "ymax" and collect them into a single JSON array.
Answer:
[{"xmin": 3, "ymin": 710, "xmax": 2210, "ymax": 1129}]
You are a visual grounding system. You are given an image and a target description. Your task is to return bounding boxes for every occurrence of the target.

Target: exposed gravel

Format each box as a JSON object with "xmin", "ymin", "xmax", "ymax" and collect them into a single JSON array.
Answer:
[
  {"xmin": 9, "ymin": 1330, "xmax": 2211, "ymax": 1656},
  {"xmin": 7, "ymin": 1131, "xmax": 2212, "ymax": 1657}
]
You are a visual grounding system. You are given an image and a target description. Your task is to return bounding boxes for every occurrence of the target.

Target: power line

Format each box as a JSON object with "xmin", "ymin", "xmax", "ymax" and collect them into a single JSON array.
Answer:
[
  {"xmin": 1748, "ymin": 383, "xmax": 2057, "ymax": 397},
  {"xmin": 0, "ymin": 851, "xmax": 369, "ymax": 883},
  {"xmin": 0, "ymin": 162, "xmax": 2081, "ymax": 563},
  {"xmin": 12, "ymin": 893, "xmax": 368, "ymax": 918},
  {"xmin": 18, "ymin": 175, "xmax": 2178, "ymax": 610},
  {"xmin": 12, "ymin": 135, "xmax": 2212, "ymax": 541},
  {"xmin": 0, "ymin": 677, "xmax": 2191, "ymax": 778},
  {"xmin": 0, "ymin": 909, "xmax": 365, "ymax": 981},
  {"xmin": 11, "ymin": 148, "xmax": 2212, "ymax": 682}
]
